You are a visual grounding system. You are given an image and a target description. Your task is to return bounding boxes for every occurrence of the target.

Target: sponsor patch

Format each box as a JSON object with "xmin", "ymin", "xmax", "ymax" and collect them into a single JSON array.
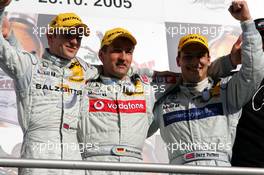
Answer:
[
  {"xmin": 0, "ymin": 79, "xmax": 14, "ymax": 90},
  {"xmin": 163, "ymin": 103, "xmax": 223, "ymax": 126},
  {"xmin": 139, "ymin": 75, "xmax": 149, "ymax": 84},
  {"xmin": 68, "ymin": 61, "xmax": 85, "ymax": 83},
  {"xmin": 35, "ymin": 83, "xmax": 82, "ymax": 95},
  {"xmin": 124, "ymin": 80, "xmax": 144, "ymax": 96},
  {"xmin": 184, "ymin": 152, "xmax": 220, "ymax": 161},
  {"xmin": 89, "ymin": 99, "xmax": 146, "ymax": 113},
  {"xmin": 185, "ymin": 153, "xmax": 195, "ymax": 160},
  {"xmin": 42, "ymin": 61, "xmax": 49, "ymax": 67},
  {"xmin": 63, "ymin": 123, "xmax": 77, "ymax": 130},
  {"xmin": 162, "ymin": 103, "xmax": 180, "ymax": 109},
  {"xmin": 87, "ymin": 89, "xmax": 107, "ymax": 96},
  {"xmin": 37, "ymin": 69, "xmax": 56, "ymax": 77}
]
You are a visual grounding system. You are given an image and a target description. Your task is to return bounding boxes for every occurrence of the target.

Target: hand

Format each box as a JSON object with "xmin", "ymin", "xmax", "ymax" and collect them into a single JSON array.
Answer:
[
  {"xmin": 2, "ymin": 16, "xmax": 11, "ymax": 38},
  {"xmin": 0, "ymin": 0, "xmax": 11, "ymax": 8},
  {"xmin": 230, "ymin": 35, "xmax": 242, "ymax": 66},
  {"xmin": 228, "ymin": 0, "xmax": 251, "ymax": 22}
]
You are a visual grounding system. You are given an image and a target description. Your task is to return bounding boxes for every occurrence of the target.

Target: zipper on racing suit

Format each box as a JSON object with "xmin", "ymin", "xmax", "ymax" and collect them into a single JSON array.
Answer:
[{"xmin": 59, "ymin": 68, "xmax": 64, "ymax": 159}]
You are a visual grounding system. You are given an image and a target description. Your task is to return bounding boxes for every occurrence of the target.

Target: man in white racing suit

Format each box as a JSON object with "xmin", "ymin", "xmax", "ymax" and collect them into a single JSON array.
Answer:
[
  {"xmin": 150, "ymin": 0, "xmax": 264, "ymax": 169},
  {"xmin": 0, "ymin": 0, "xmax": 98, "ymax": 174},
  {"xmin": 78, "ymin": 27, "xmax": 159, "ymax": 175}
]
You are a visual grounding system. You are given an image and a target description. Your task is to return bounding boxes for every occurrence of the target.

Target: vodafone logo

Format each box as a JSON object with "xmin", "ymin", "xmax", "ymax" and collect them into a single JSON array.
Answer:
[
  {"xmin": 89, "ymin": 99, "xmax": 146, "ymax": 113},
  {"xmin": 94, "ymin": 100, "xmax": 105, "ymax": 110},
  {"xmin": 107, "ymin": 102, "xmax": 144, "ymax": 111}
]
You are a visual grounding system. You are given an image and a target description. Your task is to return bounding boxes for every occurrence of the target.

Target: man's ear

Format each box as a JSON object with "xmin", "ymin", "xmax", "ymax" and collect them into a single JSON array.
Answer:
[
  {"xmin": 176, "ymin": 56, "xmax": 181, "ymax": 67},
  {"xmin": 207, "ymin": 55, "xmax": 212, "ymax": 66},
  {"xmin": 46, "ymin": 33, "xmax": 53, "ymax": 44},
  {"xmin": 98, "ymin": 49, "xmax": 104, "ymax": 63}
]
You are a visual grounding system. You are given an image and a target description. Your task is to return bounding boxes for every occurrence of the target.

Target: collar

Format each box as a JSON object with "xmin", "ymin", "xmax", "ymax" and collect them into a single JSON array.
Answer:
[
  {"xmin": 180, "ymin": 78, "xmax": 214, "ymax": 101},
  {"xmin": 182, "ymin": 78, "xmax": 212, "ymax": 93},
  {"xmin": 99, "ymin": 75, "xmax": 131, "ymax": 85},
  {"xmin": 42, "ymin": 49, "xmax": 71, "ymax": 68}
]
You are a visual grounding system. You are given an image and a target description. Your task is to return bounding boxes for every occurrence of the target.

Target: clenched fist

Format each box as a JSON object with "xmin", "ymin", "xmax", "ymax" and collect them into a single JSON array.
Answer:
[
  {"xmin": 0, "ymin": 0, "xmax": 11, "ymax": 9},
  {"xmin": 228, "ymin": 0, "xmax": 251, "ymax": 22}
]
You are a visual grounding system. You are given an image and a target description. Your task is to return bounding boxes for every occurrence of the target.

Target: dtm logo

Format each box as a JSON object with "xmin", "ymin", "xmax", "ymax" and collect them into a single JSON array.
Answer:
[{"xmin": 89, "ymin": 99, "xmax": 146, "ymax": 113}]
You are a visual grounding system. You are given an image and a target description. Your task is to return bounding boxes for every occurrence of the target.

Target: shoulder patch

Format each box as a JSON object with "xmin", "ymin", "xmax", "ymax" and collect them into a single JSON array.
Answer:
[
  {"xmin": 210, "ymin": 81, "xmax": 221, "ymax": 97},
  {"xmin": 139, "ymin": 75, "xmax": 150, "ymax": 84}
]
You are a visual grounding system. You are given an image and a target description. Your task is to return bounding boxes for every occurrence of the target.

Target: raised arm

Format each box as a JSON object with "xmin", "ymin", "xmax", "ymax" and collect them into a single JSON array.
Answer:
[
  {"xmin": 0, "ymin": 0, "xmax": 35, "ymax": 81},
  {"xmin": 225, "ymin": 0, "xmax": 264, "ymax": 110},
  {"xmin": 208, "ymin": 35, "xmax": 242, "ymax": 79},
  {"xmin": 2, "ymin": 14, "xmax": 22, "ymax": 49}
]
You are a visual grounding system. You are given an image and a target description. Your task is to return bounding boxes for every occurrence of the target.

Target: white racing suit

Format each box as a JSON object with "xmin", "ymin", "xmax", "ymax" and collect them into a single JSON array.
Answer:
[
  {"xmin": 151, "ymin": 20, "xmax": 264, "ymax": 172},
  {"xmin": 78, "ymin": 73, "xmax": 157, "ymax": 175},
  {"xmin": 0, "ymin": 8, "xmax": 98, "ymax": 175}
]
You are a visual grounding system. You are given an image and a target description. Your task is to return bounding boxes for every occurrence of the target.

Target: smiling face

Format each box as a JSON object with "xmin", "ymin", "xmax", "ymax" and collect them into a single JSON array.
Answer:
[
  {"xmin": 47, "ymin": 33, "xmax": 82, "ymax": 60},
  {"xmin": 99, "ymin": 37, "xmax": 134, "ymax": 80},
  {"xmin": 177, "ymin": 43, "xmax": 211, "ymax": 83}
]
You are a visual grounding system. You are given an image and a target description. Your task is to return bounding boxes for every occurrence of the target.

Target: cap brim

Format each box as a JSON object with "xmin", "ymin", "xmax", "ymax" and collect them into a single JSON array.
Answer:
[
  {"xmin": 70, "ymin": 23, "xmax": 90, "ymax": 37},
  {"xmin": 113, "ymin": 33, "xmax": 137, "ymax": 45},
  {"xmin": 181, "ymin": 41, "xmax": 209, "ymax": 52},
  {"xmin": 49, "ymin": 24, "xmax": 90, "ymax": 37},
  {"xmin": 52, "ymin": 24, "xmax": 90, "ymax": 37}
]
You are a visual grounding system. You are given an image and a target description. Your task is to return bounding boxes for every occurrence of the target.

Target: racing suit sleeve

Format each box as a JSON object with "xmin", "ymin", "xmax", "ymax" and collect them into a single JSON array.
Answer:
[
  {"xmin": 128, "ymin": 67, "xmax": 164, "ymax": 137},
  {"xmin": 131, "ymin": 55, "xmax": 236, "ymax": 82},
  {"xmin": 208, "ymin": 55, "xmax": 236, "ymax": 80},
  {"xmin": 147, "ymin": 101, "xmax": 160, "ymax": 138},
  {"xmin": 226, "ymin": 20, "xmax": 264, "ymax": 110},
  {"xmin": 77, "ymin": 58, "xmax": 100, "ymax": 81},
  {"xmin": 129, "ymin": 66, "xmax": 154, "ymax": 78},
  {"xmin": 147, "ymin": 117, "xmax": 159, "ymax": 138},
  {"xmin": 131, "ymin": 67, "xmax": 180, "ymax": 101},
  {"xmin": 0, "ymin": 8, "xmax": 34, "ymax": 83},
  {"xmin": 132, "ymin": 60, "xmax": 235, "ymax": 98}
]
